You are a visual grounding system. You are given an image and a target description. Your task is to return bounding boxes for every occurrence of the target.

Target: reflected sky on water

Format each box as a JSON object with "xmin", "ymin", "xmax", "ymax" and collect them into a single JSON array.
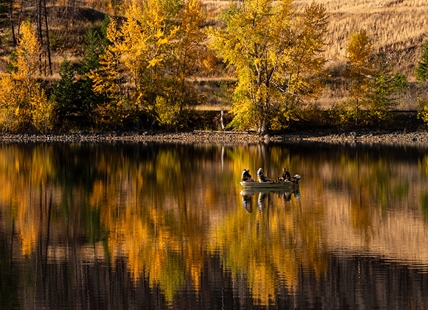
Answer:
[{"xmin": 0, "ymin": 141, "xmax": 427, "ymax": 309}]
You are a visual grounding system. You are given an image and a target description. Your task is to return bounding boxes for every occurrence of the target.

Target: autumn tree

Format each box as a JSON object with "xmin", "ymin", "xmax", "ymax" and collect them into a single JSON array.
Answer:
[
  {"xmin": 155, "ymin": 0, "xmax": 208, "ymax": 128},
  {"xmin": 89, "ymin": 0, "xmax": 161, "ymax": 127},
  {"xmin": 207, "ymin": 0, "xmax": 329, "ymax": 133},
  {"xmin": 340, "ymin": 30, "xmax": 376, "ymax": 125},
  {"xmin": 341, "ymin": 31, "xmax": 407, "ymax": 126},
  {"xmin": 88, "ymin": 17, "xmax": 133, "ymax": 127},
  {"xmin": 89, "ymin": 0, "xmax": 207, "ymax": 129},
  {"xmin": 0, "ymin": 20, "xmax": 55, "ymax": 132}
]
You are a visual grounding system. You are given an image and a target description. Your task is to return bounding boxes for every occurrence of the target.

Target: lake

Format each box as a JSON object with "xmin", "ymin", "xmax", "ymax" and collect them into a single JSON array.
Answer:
[{"xmin": 0, "ymin": 141, "xmax": 427, "ymax": 309}]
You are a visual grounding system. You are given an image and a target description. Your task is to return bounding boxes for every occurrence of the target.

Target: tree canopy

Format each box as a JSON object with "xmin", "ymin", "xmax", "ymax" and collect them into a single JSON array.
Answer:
[
  {"xmin": 88, "ymin": 0, "xmax": 208, "ymax": 129},
  {"xmin": 207, "ymin": 0, "xmax": 329, "ymax": 132}
]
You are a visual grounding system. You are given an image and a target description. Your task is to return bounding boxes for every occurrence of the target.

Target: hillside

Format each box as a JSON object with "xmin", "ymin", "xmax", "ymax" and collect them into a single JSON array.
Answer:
[
  {"xmin": 1, "ymin": 0, "xmax": 427, "ymax": 111},
  {"xmin": 201, "ymin": 0, "xmax": 428, "ymax": 109},
  {"xmin": 203, "ymin": 0, "xmax": 427, "ymax": 78}
]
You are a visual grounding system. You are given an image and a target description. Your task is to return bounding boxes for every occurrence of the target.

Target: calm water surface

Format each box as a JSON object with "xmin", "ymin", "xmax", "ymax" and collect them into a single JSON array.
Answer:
[{"xmin": 1, "ymin": 141, "xmax": 428, "ymax": 309}]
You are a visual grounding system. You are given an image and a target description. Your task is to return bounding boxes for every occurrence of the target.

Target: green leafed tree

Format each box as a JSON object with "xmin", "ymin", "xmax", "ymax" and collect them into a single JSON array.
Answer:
[
  {"xmin": 207, "ymin": 0, "xmax": 329, "ymax": 133},
  {"xmin": 52, "ymin": 23, "xmax": 108, "ymax": 130},
  {"xmin": 416, "ymin": 41, "xmax": 428, "ymax": 125},
  {"xmin": 366, "ymin": 56, "xmax": 408, "ymax": 125}
]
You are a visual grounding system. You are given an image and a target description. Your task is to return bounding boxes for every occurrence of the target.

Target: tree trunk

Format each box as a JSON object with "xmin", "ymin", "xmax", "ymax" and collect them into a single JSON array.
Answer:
[
  {"xmin": 9, "ymin": 0, "xmax": 17, "ymax": 45},
  {"xmin": 36, "ymin": 0, "xmax": 43, "ymax": 74},
  {"xmin": 258, "ymin": 118, "xmax": 267, "ymax": 134},
  {"xmin": 43, "ymin": 0, "xmax": 52, "ymax": 75}
]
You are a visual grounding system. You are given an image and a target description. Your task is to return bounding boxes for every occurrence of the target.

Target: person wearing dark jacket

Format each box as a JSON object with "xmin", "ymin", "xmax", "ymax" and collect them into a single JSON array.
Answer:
[
  {"xmin": 280, "ymin": 168, "xmax": 291, "ymax": 181},
  {"xmin": 241, "ymin": 169, "xmax": 253, "ymax": 181},
  {"xmin": 257, "ymin": 168, "xmax": 271, "ymax": 182}
]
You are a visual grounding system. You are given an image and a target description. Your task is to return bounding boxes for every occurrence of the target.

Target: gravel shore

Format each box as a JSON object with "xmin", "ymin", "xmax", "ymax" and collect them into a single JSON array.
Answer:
[{"xmin": 0, "ymin": 130, "xmax": 428, "ymax": 144}]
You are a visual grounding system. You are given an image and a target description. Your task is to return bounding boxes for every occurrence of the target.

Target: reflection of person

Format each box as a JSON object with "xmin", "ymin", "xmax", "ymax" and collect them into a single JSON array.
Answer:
[
  {"xmin": 279, "ymin": 167, "xmax": 291, "ymax": 181},
  {"xmin": 257, "ymin": 192, "xmax": 268, "ymax": 211},
  {"xmin": 242, "ymin": 194, "xmax": 253, "ymax": 212},
  {"xmin": 241, "ymin": 169, "xmax": 254, "ymax": 182},
  {"xmin": 283, "ymin": 191, "xmax": 292, "ymax": 201},
  {"xmin": 257, "ymin": 168, "xmax": 271, "ymax": 182}
]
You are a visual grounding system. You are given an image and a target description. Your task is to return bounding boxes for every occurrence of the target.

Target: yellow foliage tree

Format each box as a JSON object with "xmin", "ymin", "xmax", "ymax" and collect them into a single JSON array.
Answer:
[
  {"xmin": 89, "ymin": 0, "xmax": 177, "ymax": 126},
  {"xmin": 31, "ymin": 87, "xmax": 56, "ymax": 133},
  {"xmin": 342, "ymin": 30, "xmax": 376, "ymax": 124},
  {"xmin": 0, "ymin": 74, "xmax": 21, "ymax": 131},
  {"xmin": 207, "ymin": 0, "xmax": 329, "ymax": 132},
  {"xmin": 89, "ymin": 0, "xmax": 207, "ymax": 129},
  {"xmin": 89, "ymin": 18, "xmax": 131, "ymax": 126},
  {"xmin": 0, "ymin": 21, "xmax": 55, "ymax": 132},
  {"xmin": 158, "ymin": 0, "xmax": 208, "ymax": 127}
]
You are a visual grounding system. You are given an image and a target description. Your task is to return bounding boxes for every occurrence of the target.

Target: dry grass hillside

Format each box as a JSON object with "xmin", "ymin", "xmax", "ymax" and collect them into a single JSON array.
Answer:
[
  {"xmin": 200, "ymin": 0, "xmax": 428, "ymax": 109},
  {"xmin": 203, "ymin": 0, "xmax": 428, "ymax": 79}
]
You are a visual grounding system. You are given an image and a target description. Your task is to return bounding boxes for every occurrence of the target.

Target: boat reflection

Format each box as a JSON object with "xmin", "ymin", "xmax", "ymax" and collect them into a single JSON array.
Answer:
[{"xmin": 240, "ymin": 188, "xmax": 301, "ymax": 212}]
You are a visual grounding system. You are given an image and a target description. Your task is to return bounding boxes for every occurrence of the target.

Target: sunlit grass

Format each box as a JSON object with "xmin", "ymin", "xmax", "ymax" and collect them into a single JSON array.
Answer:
[
  {"xmin": 203, "ymin": 0, "xmax": 428, "ymax": 79},
  {"xmin": 199, "ymin": 0, "xmax": 428, "ymax": 109}
]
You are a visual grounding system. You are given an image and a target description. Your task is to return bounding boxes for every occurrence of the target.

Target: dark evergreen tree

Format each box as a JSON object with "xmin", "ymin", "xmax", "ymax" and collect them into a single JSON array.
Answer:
[
  {"xmin": 366, "ymin": 56, "xmax": 408, "ymax": 126},
  {"xmin": 0, "ymin": 0, "xmax": 7, "ymax": 17},
  {"xmin": 416, "ymin": 41, "xmax": 428, "ymax": 83},
  {"xmin": 75, "ymin": 23, "xmax": 108, "ymax": 127},
  {"xmin": 51, "ymin": 57, "xmax": 80, "ymax": 125}
]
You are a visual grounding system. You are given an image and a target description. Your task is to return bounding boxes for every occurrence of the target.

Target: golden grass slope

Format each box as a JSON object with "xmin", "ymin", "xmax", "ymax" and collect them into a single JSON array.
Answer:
[{"xmin": 203, "ymin": 0, "xmax": 428, "ymax": 80}]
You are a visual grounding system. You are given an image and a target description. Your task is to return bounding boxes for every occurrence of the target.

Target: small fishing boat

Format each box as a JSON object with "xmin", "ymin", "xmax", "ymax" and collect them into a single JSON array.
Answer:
[{"xmin": 240, "ymin": 174, "xmax": 300, "ymax": 190}]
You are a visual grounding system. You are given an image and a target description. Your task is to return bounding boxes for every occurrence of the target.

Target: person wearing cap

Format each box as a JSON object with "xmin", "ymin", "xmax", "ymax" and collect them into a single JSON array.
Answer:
[
  {"xmin": 241, "ymin": 169, "xmax": 253, "ymax": 181},
  {"xmin": 256, "ymin": 168, "xmax": 271, "ymax": 182}
]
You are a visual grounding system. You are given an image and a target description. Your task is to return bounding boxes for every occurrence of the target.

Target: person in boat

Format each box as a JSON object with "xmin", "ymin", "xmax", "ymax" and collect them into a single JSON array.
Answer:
[
  {"xmin": 256, "ymin": 168, "xmax": 271, "ymax": 182},
  {"xmin": 241, "ymin": 169, "xmax": 254, "ymax": 182},
  {"xmin": 279, "ymin": 167, "xmax": 291, "ymax": 182}
]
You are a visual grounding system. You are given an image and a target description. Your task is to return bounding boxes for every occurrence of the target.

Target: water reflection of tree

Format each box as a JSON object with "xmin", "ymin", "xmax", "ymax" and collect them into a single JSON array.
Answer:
[
  {"xmin": 1, "ymin": 142, "xmax": 428, "ymax": 307},
  {"xmin": 209, "ymin": 191, "xmax": 328, "ymax": 306},
  {"xmin": 0, "ymin": 143, "xmax": 240, "ymax": 304},
  {"xmin": 88, "ymin": 145, "xmax": 220, "ymax": 303}
]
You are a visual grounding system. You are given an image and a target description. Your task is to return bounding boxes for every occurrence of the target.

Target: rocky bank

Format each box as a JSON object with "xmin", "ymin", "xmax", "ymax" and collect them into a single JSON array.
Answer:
[{"xmin": 0, "ymin": 129, "xmax": 428, "ymax": 144}]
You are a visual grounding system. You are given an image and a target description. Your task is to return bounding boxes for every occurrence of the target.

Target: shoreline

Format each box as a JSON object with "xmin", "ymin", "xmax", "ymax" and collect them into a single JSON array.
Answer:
[{"xmin": 0, "ymin": 129, "xmax": 428, "ymax": 144}]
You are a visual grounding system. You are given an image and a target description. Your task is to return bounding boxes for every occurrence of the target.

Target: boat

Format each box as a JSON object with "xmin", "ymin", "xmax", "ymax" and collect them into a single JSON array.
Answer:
[
  {"xmin": 240, "ymin": 174, "xmax": 301, "ymax": 190},
  {"xmin": 240, "ymin": 187, "xmax": 298, "ymax": 196}
]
